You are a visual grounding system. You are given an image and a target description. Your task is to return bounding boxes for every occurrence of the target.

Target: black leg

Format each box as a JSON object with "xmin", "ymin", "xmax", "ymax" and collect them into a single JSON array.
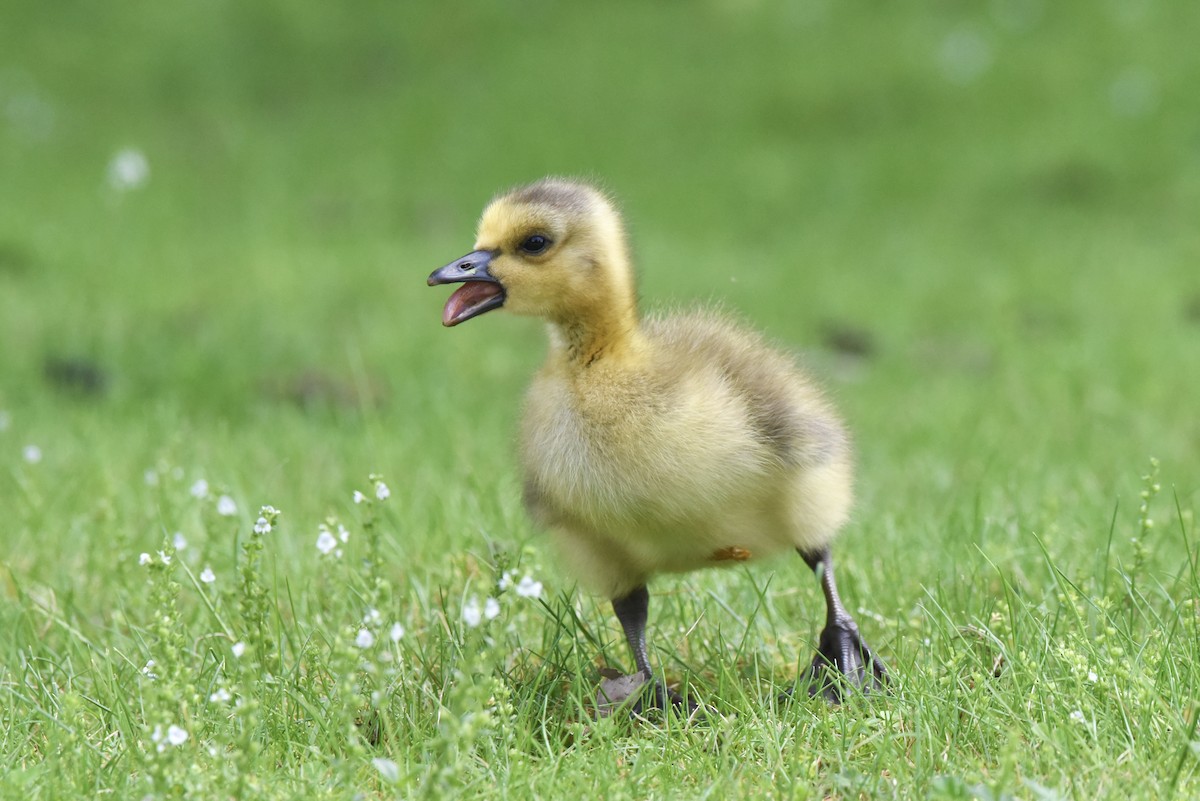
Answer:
[
  {"xmin": 612, "ymin": 585, "xmax": 653, "ymax": 678},
  {"xmin": 610, "ymin": 585, "xmax": 690, "ymax": 712},
  {"xmin": 797, "ymin": 547, "xmax": 888, "ymax": 702}
]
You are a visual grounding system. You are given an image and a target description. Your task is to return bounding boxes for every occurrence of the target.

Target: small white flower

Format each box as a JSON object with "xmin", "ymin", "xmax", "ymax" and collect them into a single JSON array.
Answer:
[
  {"xmin": 353, "ymin": 490, "xmax": 366, "ymax": 504},
  {"xmin": 515, "ymin": 575, "xmax": 543, "ymax": 599},
  {"xmin": 107, "ymin": 147, "xmax": 150, "ymax": 191},
  {"xmin": 937, "ymin": 26, "xmax": 993, "ymax": 86},
  {"xmin": 200, "ymin": 567, "xmax": 216, "ymax": 584},
  {"xmin": 498, "ymin": 570, "xmax": 514, "ymax": 591},
  {"xmin": 151, "ymin": 724, "xmax": 164, "ymax": 750},
  {"xmin": 1110, "ymin": 67, "xmax": 1160, "ymax": 118},
  {"xmin": 355, "ymin": 629, "xmax": 376, "ymax": 648},
  {"xmin": 253, "ymin": 517, "xmax": 271, "ymax": 535},
  {"xmin": 0, "ymin": 410, "xmax": 9, "ymax": 431},
  {"xmin": 190, "ymin": 479, "xmax": 209, "ymax": 499},
  {"xmin": 166, "ymin": 725, "xmax": 188, "ymax": 746},
  {"xmin": 484, "ymin": 597, "xmax": 501, "ymax": 621},
  {"xmin": 141, "ymin": 659, "xmax": 158, "ymax": 679},
  {"xmin": 462, "ymin": 597, "xmax": 482, "ymax": 628},
  {"xmin": 364, "ymin": 608, "xmax": 382, "ymax": 626},
  {"xmin": 216, "ymin": 495, "xmax": 237, "ymax": 516},
  {"xmin": 316, "ymin": 529, "xmax": 337, "ymax": 555},
  {"xmin": 389, "ymin": 623, "xmax": 405, "ymax": 642},
  {"xmin": 157, "ymin": 550, "xmax": 171, "ymax": 566},
  {"xmin": 172, "ymin": 532, "xmax": 187, "ymax": 551},
  {"xmin": 139, "ymin": 553, "xmax": 152, "ymax": 566},
  {"xmin": 22, "ymin": 445, "xmax": 42, "ymax": 464},
  {"xmin": 209, "ymin": 687, "xmax": 231, "ymax": 703},
  {"xmin": 372, "ymin": 757, "xmax": 400, "ymax": 783},
  {"xmin": 231, "ymin": 641, "xmax": 246, "ymax": 658},
  {"xmin": 144, "ymin": 469, "xmax": 159, "ymax": 486},
  {"xmin": 375, "ymin": 481, "xmax": 391, "ymax": 501},
  {"xmin": 260, "ymin": 505, "xmax": 279, "ymax": 517},
  {"xmin": 337, "ymin": 524, "xmax": 349, "ymax": 542},
  {"xmin": 1069, "ymin": 709, "xmax": 1086, "ymax": 724},
  {"xmin": 1087, "ymin": 670, "xmax": 1098, "ymax": 683}
]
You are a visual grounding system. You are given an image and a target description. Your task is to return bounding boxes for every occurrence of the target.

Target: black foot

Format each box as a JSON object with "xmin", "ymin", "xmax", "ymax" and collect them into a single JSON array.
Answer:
[{"xmin": 803, "ymin": 618, "xmax": 888, "ymax": 703}]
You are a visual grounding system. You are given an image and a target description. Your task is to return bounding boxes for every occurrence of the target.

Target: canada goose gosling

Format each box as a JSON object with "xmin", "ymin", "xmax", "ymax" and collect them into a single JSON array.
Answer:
[{"xmin": 429, "ymin": 178, "xmax": 887, "ymax": 706}]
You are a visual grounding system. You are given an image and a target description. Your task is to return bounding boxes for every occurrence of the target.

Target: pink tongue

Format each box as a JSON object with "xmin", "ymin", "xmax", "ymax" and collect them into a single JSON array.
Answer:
[{"xmin": 443, "ymin": 281, "xmax": 503, "ymax": 326}]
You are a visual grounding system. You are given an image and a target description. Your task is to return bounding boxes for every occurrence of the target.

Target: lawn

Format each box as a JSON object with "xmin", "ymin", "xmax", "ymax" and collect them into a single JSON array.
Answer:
[{"xmin": 2, "ymin": 1, "xmax": 1199, "ymax": 798}]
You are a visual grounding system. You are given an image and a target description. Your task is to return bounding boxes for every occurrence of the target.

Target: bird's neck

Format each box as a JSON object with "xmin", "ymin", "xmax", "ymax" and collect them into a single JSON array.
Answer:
[{"xmin": 547, "ymin": 296, "xmax": 641, "ymax": 370}]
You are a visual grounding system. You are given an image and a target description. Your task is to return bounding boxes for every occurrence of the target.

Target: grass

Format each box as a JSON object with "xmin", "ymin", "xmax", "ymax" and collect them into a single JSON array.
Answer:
[{"xmin": 2, "ymin": 0, "xmax": 1199, "ymax": 798}]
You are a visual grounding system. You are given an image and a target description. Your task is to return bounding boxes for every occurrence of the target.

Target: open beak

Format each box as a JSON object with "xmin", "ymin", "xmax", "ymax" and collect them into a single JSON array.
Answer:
[{"xmin": 427, "ymin": 249, "xmax": 505, "ymax": 327}]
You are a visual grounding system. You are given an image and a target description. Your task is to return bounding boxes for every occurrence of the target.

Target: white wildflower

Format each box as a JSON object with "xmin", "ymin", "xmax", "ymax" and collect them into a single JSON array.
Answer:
[
  {"xmin": 209, "ymin": 687, "xmax": 231, "ymax": 703},
  {"xmin": 389, "ymin": 623, "xmax": 405, "ymax": 642},
  {"xmin": 355, "ymin": 629, "xmax": 376, "ymax": 648},
  {"xmin": 216, "ymin": 495, "xmax": 237, "ymax": 516},
  {"xmin": 1110, "ymin": 67, "xmax": 1159, "ymax": 118},
  {"xmin": 253, "ymin": 517, "xmax": 271, "ymax": 535},
  {"xmin": 190, "ymin": 479, "xmax": 209, "ymax": 499},
  {"xmin": 141, "ymin": 659, "xmax": 158, "ymax": 680},
  {"xmin": 166, "ymin": 725, "xmax": 188, "ymax": 746},
  {"xmin": 515, "ymin": 575, "xmax": 543, "ymax": 599},
  {"xmin": 364, "ymin": 608, "xmax": 382, "ymax": 626},
  {"xmin": 316, "ymin": 529, "xmax": 337, "ymax": 555},
  {"xmin": 231, "ymin": 641, "xmax": 246, "ymax": 658},
  {"xmin": 144, "ymin": 469, "xmax": 159, "ymax": 486},
  {"xmin": 157, "ymin": 550, "xmax": 171, "ymax": 566},
  {"xmin": 139, "ymin": 553, "xmax": 153, "ymax": 566},
  {"xmin": 937, "ymin": 26, "xmax": 993, "ymax": 86},
  {"xmin": 1087, "ymin": 670, "xmax": 1098, "ymax": 683},
  {"xmin": 484, "ymin": 597, "xmax": 501, "ymax": 621},
  {"xmin": 107, "ymin": 148, "xmax": 150, "ymax": 191},
  {"xmin": 498, "ymin": 570, "xmax": 514, "ymax": 591},
  {"xmin": 338, "ymin": 524, "xmax": 349, "ymax": 542},
  {"xmin": 172, "ymin": 532, "xmax": 187, "ymax": 551},
  {"xmin": 353, "ymin": 490, "xmax": 366, "ymax": 504},
  {"xmin": 200, "ymin": 567, "xmax": 216, "ymax": 584},
  {"xmin": 1069, "ymin": 709, "xmax": 1086, "ymax": 724},
  {"xmin": 22, "ymin": 445, "xmax": 42, "ymax": 464},
  {"xmin": 375, "ymin": 481, "xmax": 390, "ymax": 501},
  {"xmin": 373, "ymin": 757, "xmax": 400, "ymax": 783},
  {"xmin": 462, "ymin": 597, "xmax": 483, "ymax": 628}
]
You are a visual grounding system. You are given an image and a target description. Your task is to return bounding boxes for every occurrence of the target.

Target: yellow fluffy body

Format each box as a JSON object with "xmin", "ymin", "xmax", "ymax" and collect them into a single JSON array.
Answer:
[{"xmin": 469, "ymin": 179, "xmax": 854, "ymax": 598}]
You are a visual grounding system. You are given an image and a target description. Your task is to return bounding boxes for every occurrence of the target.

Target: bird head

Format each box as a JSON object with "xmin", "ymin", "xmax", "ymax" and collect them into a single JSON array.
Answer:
[{"xmin": 428, "ymin": 178, "xmax": 636, "ymax": 327}]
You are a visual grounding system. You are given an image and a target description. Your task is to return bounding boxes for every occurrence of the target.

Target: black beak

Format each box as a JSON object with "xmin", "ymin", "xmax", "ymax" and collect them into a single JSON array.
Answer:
[
  {"xmin": 427, "ymin": 249, "xmax": 500, "ymax": 287},
  {"xmin": 428, "ymin": 249, "xmax": 506, "ymax": 327}
]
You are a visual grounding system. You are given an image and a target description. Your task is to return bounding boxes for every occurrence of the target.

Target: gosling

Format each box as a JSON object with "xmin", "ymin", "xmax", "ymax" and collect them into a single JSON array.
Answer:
[{"xmin": 428, "ymin": 178, "xmax": 887, "ymax": 706}]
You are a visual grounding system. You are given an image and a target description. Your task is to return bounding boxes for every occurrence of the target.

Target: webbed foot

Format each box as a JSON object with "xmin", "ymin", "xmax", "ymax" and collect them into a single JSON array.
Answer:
[{"xmin": 804, "ymin": 617, "xmax": 888, "ymax": 703}]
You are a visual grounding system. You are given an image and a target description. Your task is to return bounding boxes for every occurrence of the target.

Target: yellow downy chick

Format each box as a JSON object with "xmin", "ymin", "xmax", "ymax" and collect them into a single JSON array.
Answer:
[{"xmin": 429, "ymin": 178, "xmax": 886, "ymax": 706}]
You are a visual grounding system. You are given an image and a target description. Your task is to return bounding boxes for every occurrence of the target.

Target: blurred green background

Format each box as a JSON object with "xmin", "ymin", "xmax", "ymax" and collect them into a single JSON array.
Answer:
[
  {"xmin": 2, "ymin": 1, "xmax": 1200, "ymax": 797},
  {"xmin": 2, "ymin": 0, "xmax": 1198, "ymax": 606}
]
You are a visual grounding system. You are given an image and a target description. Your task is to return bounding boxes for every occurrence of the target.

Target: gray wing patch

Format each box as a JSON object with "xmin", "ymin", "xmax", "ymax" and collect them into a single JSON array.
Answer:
[{"xmin": 743, "ymin": 384, "xmax": 845, "ymax": 467}]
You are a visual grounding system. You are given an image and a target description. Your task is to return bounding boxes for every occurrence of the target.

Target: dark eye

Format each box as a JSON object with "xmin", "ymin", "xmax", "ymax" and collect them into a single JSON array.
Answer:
[{"xmin": 519, "ymin": 234, "xmax": 550, "ymax": 254}]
